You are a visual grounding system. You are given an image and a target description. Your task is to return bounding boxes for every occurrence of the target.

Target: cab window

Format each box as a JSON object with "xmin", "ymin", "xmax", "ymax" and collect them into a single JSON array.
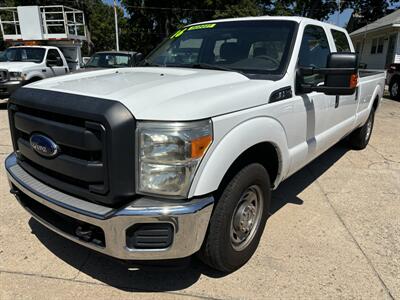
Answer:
[
  {"xmin": 298, "ymin": 25, "xmax": 331, "ymax": 85},
  {"xmin": 47, "ymin": 49, "xmax": 63, "ymax": 66},
  {"xmin": 331, "ymin": 29, "xmax": 351, "ymax": 52}
]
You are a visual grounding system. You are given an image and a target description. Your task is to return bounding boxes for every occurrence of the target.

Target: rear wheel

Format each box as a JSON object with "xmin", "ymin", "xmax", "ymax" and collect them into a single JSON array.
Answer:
[
  {"xmin": 348, "ymin": 108, "xmax": 375, "ymax": 150},
  {"xmin": 197, "ymin": 163, "xmax": 271, "ymax": 272},
  {"xmin": 389, "ymin": 78, "xmax": 400, "ymax": 100}
]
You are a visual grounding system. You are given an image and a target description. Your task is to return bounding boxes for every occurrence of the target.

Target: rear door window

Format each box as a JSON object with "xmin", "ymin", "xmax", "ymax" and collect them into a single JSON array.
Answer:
[{"xmin": 331, "ymin": 30, "xmax": 351, "ymax": 52}]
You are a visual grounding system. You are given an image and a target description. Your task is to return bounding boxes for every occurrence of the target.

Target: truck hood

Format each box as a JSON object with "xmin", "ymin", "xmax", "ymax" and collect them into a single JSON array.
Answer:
[
  {"xmin": 0, "ymin": 61, "xmax": 40, "ymax": 72},
  {"xmin": 27, "ymin": 67, "xmax": 277, "ymax": 120}
]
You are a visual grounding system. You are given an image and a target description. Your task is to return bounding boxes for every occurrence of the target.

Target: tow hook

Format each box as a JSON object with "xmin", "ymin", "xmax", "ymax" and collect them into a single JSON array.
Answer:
[
  {"xmin": 75, "ymin": 225, "xmax": 93, "ymax": 242},
  {"xmin": 10, "ymin": 188, "xmax": 20, "ymax": 195}
]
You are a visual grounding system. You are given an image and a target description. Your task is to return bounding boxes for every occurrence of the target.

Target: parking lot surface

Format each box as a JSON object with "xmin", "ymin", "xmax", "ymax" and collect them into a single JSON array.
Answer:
[{"xmin": 0, "ymin": 99, "xmax": 399, "ymax": 299}]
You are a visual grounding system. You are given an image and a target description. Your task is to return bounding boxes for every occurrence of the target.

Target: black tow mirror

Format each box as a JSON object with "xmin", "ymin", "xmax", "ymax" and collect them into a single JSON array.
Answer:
[{"xmin": 298, "ymin": 52, "xmax": 358, "ymax": 95}]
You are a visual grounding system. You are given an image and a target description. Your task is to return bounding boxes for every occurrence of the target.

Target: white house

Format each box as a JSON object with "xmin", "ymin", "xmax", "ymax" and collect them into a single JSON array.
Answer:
[{"xmin": 350, "ymin": 9, "xmax": 400, "ymax": 69}]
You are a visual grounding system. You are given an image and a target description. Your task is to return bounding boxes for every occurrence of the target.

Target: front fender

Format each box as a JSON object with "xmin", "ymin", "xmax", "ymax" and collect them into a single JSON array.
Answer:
[
  {"xmin": 190, "ymin": 116, "xmax": 289, "ymax": 197},
  {"xmin": 25, "ymin": 71, "xmax": 45, "ymax": 82}
]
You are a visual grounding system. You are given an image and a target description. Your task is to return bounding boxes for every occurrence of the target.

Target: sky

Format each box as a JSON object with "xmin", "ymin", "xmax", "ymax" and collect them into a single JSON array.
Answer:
[{"xmin": 327, "ymin": 8, "xmax": 353, "ymax": 27}]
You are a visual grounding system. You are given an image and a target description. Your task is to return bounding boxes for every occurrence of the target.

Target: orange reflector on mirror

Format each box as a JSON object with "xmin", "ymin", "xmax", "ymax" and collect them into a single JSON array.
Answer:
[
  {"xmin": 191, "ymin": 135, "xmax": 212, "ymax": 159},
  {"xmin": 350, "ymin": 74, "xmax": 358, "ymax": 89}
]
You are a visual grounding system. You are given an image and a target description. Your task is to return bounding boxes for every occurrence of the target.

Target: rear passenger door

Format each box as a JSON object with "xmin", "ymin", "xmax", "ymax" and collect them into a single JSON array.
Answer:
[{"xmin": 325, "ymin": 29, "xmax": 358, "ymax": 139}]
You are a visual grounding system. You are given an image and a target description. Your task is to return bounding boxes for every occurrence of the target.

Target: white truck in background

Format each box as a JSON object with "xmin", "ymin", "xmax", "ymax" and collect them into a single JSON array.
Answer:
[
  {"xmin": 0, "ymin": 5, "xmax": 86, "ymax": 99},
  {"xmin": 5, "ymin": 16, "xmax": 385, "ymax": 272},
  {"xmin": 0, "ymin": 45, "xmax": 69, "ymax": 99}
]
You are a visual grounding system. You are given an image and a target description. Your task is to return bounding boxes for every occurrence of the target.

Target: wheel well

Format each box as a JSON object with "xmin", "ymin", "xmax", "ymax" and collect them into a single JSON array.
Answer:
[
  {"xmin": 216, "ymin": 142, "xmax": 279, "ymax": 195},
  {"xmin": 26, "ymin": 77, "xmax": 42, "ymax": 84},
  {"xmin": 373, "ymin": 95, "xmax": 380, "ymax": 111}
]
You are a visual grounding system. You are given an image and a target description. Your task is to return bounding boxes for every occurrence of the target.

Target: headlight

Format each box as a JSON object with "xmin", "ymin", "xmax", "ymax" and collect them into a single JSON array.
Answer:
[
  {"xmin": 9, "ymin": 72, "xmax": 24, "ymax": 81},
  {"xmin": 137, "ymin": 119, "xmax": 213, "ymax": 197}
]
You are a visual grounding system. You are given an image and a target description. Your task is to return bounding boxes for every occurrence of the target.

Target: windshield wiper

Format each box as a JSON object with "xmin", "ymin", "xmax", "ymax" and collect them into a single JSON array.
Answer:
[
  {"xmin": 140, "ymin": 59, "xmax": 161, "ymax": 67},
  {"xmin": 166, "ymin": 63, "xmax": 245, "ymax": 75}
]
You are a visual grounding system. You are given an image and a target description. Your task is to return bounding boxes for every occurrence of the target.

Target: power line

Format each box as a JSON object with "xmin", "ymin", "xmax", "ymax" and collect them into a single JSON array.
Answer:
[{"xmin": 121, "ymin": 4, "xmax": 230, "ymax": 12}]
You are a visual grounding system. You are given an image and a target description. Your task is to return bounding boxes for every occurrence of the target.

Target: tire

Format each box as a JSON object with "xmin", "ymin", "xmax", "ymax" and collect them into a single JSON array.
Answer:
[
  {"xmin": 348, "ymin": 108, "xmax": 375, "ymax": 150},
  {"xmin": 389, "ymin": 78, "xmax": 400, "ymax": 100},
  {"xmin": 197, "ymin": 163, "xmax": 271, "ymax": 272}
]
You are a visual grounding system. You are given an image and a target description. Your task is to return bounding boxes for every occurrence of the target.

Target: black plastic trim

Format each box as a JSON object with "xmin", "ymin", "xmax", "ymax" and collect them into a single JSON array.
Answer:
[
  {"xmin": 9, "ymin": 87, "xmax": 137, "ymax": 207},
  {"xmin": 14, "ymin": 112, "xmax": 102, "ymax": 151},
  {"xmin": 269, "ymin": 86, "xmax": 293, "ymax": 103}
]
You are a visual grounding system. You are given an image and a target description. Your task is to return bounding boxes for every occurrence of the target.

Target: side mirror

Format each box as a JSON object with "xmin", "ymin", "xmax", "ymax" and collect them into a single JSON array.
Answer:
[
  {"xmin": 133, "ymin": 53, "xmax": 144, "ymax": 66},
  {"xmin": 56, "ymin": 57, "xmax": 63, "ymax": 66},
  {"xmin": 297, "ymin": 52, "xmax": 358, "ymax": 96},
  {"xmin": 46, "ymin": 58, "xmax": 58, "ymax": 67}
]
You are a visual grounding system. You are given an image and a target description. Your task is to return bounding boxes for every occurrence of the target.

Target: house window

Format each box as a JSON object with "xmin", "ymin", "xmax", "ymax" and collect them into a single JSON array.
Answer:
[
  {"xmin": 377, "ymin": 37, "xmax": 384, "ymax": 53},
  {"xmin": 371, "ymin": 37, "xmax": 384, "ymax": 54},
  {"xmin": 370, "ymin": 38, "xmax": 377, "ymax": 54}
]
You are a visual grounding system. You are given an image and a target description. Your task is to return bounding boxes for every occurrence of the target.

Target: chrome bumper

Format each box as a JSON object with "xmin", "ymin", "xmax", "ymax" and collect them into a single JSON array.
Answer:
[
  {"xmin": 0, "ymin": 80, "xmax": 22, "ymax": 98},
  {"xmin": 5, "ymin": 153, "xmax": 214, "ymax": 260}
]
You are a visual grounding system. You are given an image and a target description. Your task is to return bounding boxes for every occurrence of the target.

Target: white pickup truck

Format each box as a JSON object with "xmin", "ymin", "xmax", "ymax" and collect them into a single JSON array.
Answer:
[
  {"xmin": 0, "ymin": 46, "xmax": 69, "ymax": 99},
  {"xmin": 5, "ymin": 16, "xmax": 385, "ymax": 272}
]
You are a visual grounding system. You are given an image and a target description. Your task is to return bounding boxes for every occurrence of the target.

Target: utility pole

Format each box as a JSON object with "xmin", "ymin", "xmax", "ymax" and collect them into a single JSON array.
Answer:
[
  {"xmin": 337, "ymin": 0, "xmax": 340, "ymax": 26},
  {"xmin": 114, "ymin": 0, "xmax": 119, "ymax": 51}
]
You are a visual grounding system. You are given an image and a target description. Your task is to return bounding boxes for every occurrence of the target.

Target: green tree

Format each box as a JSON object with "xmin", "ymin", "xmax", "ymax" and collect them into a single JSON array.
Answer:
[{"xmin": 342, "ymin": 0, "xmax": 399, "ymax": 32}]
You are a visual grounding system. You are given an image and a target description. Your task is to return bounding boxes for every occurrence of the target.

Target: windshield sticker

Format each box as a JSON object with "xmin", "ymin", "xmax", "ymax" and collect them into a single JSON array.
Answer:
[
  {"xmin": 188, "ymin": 23, "xmax": 217, "ymax": 31},
  {"xmin": 170, "ymin": 28, "xmax": 188, "ymax": 39},
  {"xmin": 170, "ymin": 23, "xmax": 217, "ymax": 39}
]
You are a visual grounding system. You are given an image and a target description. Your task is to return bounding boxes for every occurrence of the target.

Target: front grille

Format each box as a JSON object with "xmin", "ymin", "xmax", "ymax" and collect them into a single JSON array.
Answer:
[
  {"xmin": 0, "ymin": 69, "xmax": 8, "ymax": 82},
  {"xmin": 8, "ymin": 87, "xmax": 136, "ymax": 207},
  {"xmin": 10, "ymin": 105, "xmax": 109, "ymax": 195}
]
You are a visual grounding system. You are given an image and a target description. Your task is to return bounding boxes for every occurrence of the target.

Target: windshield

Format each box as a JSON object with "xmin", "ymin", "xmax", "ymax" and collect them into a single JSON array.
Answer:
[
  {"xmin": 86, "ymin": 53, "xmax": 131, "ymax": 68},
  {"xmin": 144, "ymin": 20, "xmax": 297, "ymax": 78},
  {"xmin": 0, "ymin": 47, "xmax": 45, "ymax": 63}
]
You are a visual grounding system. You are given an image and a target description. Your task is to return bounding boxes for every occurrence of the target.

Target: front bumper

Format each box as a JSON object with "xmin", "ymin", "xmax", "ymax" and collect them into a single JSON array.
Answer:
[
  {"xmin": 0, "ymin": 80, "xmax": 23, "ymax": 99},
  {"xmin": 5, "ymin": 153, "xmax": 214, "ymax": 260}
]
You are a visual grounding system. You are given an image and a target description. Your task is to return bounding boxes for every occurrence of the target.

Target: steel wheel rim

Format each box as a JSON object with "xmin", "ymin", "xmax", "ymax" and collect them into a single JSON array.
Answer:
[
  {"xmin": 365, "ymin": 116, "xmax": 372, "ymax": 141},
  {"xmin": 392, "ymin": 82, "xmax": 399, "ymax": 97},
  {"xmin": 230, "ymin": 185, "xmax": 264, "ymax": 251}
]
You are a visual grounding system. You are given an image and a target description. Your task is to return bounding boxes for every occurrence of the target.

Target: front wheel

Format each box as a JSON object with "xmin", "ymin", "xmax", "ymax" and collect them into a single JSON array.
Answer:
[{"xmin": 197, "ymin": 163, "xmax": 271, "ymax": 272}]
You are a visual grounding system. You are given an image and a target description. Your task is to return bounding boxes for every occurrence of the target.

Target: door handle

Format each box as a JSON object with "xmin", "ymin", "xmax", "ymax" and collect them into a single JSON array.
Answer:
[{"xmin": 41, "ymin": 69, "xmax": 46, "ymax": 72}]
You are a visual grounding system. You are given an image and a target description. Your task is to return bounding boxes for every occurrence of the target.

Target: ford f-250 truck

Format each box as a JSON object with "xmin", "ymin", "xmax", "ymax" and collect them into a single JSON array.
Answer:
[
  {"xmin": 0, "ymin": 46, "xmax": 69, "ymax": 100},
  {"xmin": 5, "ymin": 17, "xmax": 386, "ymax": 272}
]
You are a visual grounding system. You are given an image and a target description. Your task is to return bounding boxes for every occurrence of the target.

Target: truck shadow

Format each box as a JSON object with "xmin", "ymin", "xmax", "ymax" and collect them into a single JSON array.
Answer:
[{"xmin": 28, "ymin": 142, "xmax": 349, "ymax": 292}]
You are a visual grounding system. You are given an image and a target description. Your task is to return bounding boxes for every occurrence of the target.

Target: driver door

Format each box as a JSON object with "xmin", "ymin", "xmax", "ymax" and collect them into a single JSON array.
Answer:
[
  {"xmin": 289, "ymin": 25, "xmax": 335, "ymax": 173},
  {"xmin": 45, "ymin": 49, "xmax": 67, "ymax": 78}
]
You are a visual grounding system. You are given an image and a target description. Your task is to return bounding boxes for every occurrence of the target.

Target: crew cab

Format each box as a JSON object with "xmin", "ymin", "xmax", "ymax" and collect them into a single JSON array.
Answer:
[
  {"xmin": 5, "ymin": 17, "xmax": 385, "ymax": 272},
  {"xmin": 0, "ymin": 46, "xmax": 69, "ymax": 99}
]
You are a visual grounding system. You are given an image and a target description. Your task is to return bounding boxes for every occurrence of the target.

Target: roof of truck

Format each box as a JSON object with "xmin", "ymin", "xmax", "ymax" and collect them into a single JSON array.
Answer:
[
  {"xmin": 191, "ymin": 16, "xmax": 346, "ymax": 31},
  {"xmin": 8, "ymin": 45, "xmax": 60, "ymax": 50}
]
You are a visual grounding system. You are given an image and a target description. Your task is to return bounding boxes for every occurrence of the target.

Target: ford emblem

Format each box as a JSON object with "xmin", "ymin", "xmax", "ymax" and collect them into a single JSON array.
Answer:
[{"xmin": 30, "ymin": 134, "xmax": 59, "ymax": 158}]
